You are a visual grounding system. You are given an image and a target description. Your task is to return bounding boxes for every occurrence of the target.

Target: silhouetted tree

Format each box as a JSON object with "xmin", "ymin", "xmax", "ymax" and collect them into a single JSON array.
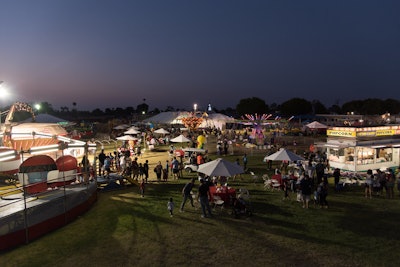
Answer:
[
  {"xmin": 343, "ymin": 99, "xmax": 378, "ymax": 115},
  {"xmin": 236, "ymin": 97, "xmax": 268, "ymax": 116},
  {"xmin": 125, "ymin": 106, "xmax": 135, "ymax": 115},
  {"xmin": 311, "ymin": 100, "xmax": 328, "ymax": 114},
  {"xmin": 36, "ymin": 102, "xmax": 54, "ymax": 114},
  {"xmin": 60, "ymin": 106, "xmax": 69, "ymax": 113},
  {"xmin": 137, "ymin": 103, "xmax": 149, "ymax": 114},
  {"xmin": 280, "ymin": 98, "xmax": 312, "ymax": 116},
  {"xmin": 328, "ymin": 104, "xmax": 341, "ymax": 114},
  {"xmin": 165, "ymin": 106, "xmax": 175, "ymax": 112},
  {"xmin": 91, "ymin": 108, "xmax": 104, "ymax": 116},
  {"xmin": 269, "ymin": 103, "xmax": 279, "ymax": 113}
]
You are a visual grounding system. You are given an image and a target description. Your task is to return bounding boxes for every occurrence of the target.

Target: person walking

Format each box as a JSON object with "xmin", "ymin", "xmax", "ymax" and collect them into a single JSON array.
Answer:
[
  {"xmin": 198, "ymin": 179, "xmax": 212, "ymax": 218},
  {"xmin": 180, "ymin": 178, "xmax": 195, "ymax": 212},
  {"xmin": 167, "ymin": 197, "xmax": 175, "ymax": 217},
  {"xmin": 171, "ymin": 157, "xmax": 180, "ymax": 179}
]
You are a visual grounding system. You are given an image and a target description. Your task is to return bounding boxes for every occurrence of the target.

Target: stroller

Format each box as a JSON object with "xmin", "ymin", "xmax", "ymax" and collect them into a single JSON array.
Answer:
[{"xmin": 231, "ymin": 196, "xmax": 252, "ymax": 218}]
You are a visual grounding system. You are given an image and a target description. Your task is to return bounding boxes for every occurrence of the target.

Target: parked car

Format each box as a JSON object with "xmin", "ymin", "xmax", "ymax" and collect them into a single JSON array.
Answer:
[{"xmin": 183, "ymin": 162, "xmax": 198, "ymax": 173}]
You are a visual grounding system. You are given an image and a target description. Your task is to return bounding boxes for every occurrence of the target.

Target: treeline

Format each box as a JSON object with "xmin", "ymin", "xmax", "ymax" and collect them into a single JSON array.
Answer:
[{"xmin": 6, "ymin": 97, "xmax": 400, "ymax": 122}]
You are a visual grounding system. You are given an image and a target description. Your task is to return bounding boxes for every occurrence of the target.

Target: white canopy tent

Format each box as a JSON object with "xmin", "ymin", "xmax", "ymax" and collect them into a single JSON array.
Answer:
[{"xmin": 305, "ymin": 121, "xmax": 328, "ymax": 129}]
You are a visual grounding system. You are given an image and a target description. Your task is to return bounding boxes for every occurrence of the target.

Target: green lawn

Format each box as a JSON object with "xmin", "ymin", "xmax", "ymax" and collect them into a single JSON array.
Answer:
[{"xmin": 1, "ymin": 152, "xmax": 400, "ymax": 267}]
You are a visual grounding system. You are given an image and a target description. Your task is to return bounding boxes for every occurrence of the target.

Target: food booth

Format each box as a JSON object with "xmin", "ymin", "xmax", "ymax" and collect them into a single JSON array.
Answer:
[{"xmin": 319, "ymin": 126, "xmax": 400, "ymax": 172}]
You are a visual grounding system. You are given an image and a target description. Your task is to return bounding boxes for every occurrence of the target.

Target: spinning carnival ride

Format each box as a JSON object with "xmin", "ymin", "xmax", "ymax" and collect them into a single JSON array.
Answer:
[{"xmin": 0, "ymin": 102, "xmax": 97, "ymax": 251}]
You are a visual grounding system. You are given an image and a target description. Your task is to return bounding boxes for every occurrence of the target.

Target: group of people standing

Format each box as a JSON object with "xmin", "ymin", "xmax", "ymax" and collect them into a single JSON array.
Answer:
[
  {"xmin": 153, "ymin": 157, "xmax": 181, "ymax": 182},
  {"xmin": 294, "ymin": 174, "xmax": 329, "ymax": 209},
  {"xmin": 364, "ymin": 167, "xmax": 399, "ymax": 199}
]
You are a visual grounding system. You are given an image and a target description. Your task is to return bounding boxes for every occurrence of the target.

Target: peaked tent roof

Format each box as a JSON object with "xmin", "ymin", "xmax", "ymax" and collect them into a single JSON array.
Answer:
[
  {"xmin": 170, "ymin": 134, "xmax": 191, "ymax": 143},
  {"xmin": 197, "ymin": 158, "xmax": 244, "ymax": 177},
  {"xmin": 305, "ymin": 121, "xmax": 328, "ymax": 129},
  {"xmin": 264, "ymin": 148, "xmax": 305, "ymax": 162}
]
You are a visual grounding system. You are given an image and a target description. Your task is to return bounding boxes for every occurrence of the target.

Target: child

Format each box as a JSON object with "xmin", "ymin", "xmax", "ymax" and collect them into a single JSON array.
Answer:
[
  {"xmin": 139, "ymin": 179, "xmax": 145, "ymax": 197},
  {"xmin": 163, "ymin": 168, "xmax": 168, "ymax": 182},
  {"xmin": 167, "ymin": 197, "xmax": 175, "ymax": 217}
]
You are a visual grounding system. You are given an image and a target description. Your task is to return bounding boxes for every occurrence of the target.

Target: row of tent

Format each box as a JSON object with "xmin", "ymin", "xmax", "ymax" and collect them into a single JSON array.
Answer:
[
  {"xmin": 23, "ymin": 112, "xmax": 328, "ymax": 131},
  {"xmin": 178, "ymin": 147, "xmax": 305, "ymax": 178}
]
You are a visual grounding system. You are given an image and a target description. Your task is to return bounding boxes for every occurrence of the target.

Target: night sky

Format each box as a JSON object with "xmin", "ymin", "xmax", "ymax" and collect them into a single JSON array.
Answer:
[{"xmin": 1, "ymin": 0, "xmax": 399, "ymax": 111}]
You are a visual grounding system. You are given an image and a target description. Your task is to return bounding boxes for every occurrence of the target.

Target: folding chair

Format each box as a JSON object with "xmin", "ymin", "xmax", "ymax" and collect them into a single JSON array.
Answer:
[{"xmin": 212, "ymin": 195, "xmax": 225, "ymax": 212}]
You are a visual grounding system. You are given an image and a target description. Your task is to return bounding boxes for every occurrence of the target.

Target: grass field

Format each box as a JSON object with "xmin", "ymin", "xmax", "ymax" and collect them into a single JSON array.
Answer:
[{"xmin": 1, "ymin": 136, "xmax": 400, "ymax": 267}]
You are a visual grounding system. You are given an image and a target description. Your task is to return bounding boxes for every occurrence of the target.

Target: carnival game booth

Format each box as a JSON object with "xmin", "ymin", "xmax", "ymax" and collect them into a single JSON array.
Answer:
[{"xmin": 319, "ymin": 126, "xmax": 400, "ymax": 172}]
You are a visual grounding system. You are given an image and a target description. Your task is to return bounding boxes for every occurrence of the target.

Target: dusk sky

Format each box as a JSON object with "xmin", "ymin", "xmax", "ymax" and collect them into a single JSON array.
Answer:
[{"xmin": 1, "ymin": 0, "xmax": 399, "ymax": 112}]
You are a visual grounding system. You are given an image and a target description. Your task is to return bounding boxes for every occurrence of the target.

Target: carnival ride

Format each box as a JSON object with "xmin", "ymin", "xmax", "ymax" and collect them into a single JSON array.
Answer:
[{"xmin": 0, "ymin": 102, "xmax": 97, "ymax": 251}]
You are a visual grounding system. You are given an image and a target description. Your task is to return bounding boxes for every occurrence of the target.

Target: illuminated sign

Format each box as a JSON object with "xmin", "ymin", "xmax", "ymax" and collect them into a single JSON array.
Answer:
[
  {"xmin": 327, "ymin": 130, "xmax": 356, "ymax": 137},
  {"xmin": 328, "ymin": 126, "xmax": 400, "ymax": 138},
  {"xmin": 376, "ymin": 129, "xmax": 395, "ymax": 136},
  {"xmin": 357, "ymin": 131, "xmax": 376, "ymax": 137}
]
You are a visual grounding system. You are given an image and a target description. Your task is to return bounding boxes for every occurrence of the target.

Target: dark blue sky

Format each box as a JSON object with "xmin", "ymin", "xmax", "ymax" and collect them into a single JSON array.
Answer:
[{"xmin": 1, "ymin": 0, "xmax": 399, "ymax": 111}]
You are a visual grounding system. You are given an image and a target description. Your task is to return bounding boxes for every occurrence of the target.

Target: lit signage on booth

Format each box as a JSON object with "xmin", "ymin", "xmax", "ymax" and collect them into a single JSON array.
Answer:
[
  {"xmin": 327, "ymin": 130, "xmax": 356, "ymax": 137},
  {"xmin": 327, "ymin": 126, "xmax": 400, "ymax": 138}
]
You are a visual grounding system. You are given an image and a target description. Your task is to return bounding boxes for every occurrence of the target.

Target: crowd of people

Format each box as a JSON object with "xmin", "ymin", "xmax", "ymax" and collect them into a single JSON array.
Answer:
[
  {"xmin": 281, "ymin": 159, "xmax": 400, "ymax": 210},
  {"xmin": 92, "ymin": 126, "xmax": 400, "ymax": 219}
]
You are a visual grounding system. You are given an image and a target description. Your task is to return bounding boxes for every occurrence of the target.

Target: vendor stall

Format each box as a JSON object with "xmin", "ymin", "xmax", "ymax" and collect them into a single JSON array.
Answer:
[{"xmin": 318, "ymin": 126, "xmax": 400, "ymax": 172}]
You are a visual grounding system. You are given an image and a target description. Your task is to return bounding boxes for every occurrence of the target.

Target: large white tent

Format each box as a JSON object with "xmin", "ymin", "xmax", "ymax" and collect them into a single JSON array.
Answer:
[
  {"xmin": 200, "ymin": 113, "xmax": 235, "ymax": 129},
  {"xmin": 142, "ymin": 112, "xmax": 182, "ymax": 124},
  {"xmin": 143, "ymin": 112, "xmax": 235, "ymax": 130}
]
